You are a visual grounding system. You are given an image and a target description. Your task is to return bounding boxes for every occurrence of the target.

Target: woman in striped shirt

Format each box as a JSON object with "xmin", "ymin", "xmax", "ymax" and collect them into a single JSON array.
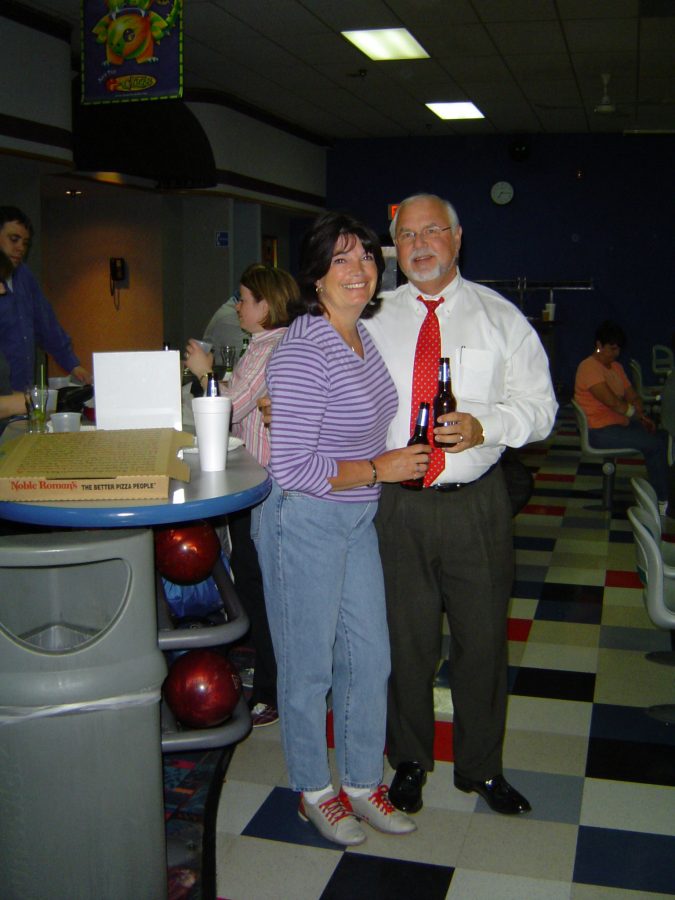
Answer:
[
  {"xmin": 253, "ymin": 212, "xmax": 430, "ymax": 846},
  {"xmin": 185, "ymin": 264, "xmax": 297, "ymax": 727}
]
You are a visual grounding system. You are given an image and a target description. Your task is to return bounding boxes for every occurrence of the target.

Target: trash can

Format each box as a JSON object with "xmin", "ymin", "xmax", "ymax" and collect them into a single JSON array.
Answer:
[{"xmin": 0, "ymin": 529, "xmax": 168, "ymax": 900}]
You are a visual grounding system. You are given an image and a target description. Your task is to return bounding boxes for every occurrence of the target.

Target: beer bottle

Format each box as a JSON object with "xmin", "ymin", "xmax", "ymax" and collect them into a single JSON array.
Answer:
[
  {"xmin": 205, "ymin": 372, "xmax": 220, "ymax": 397},
  {"xmin": 401, "ymin": 401, "xmax": 430, "ymax": 491},
  {"xmin": 433, "ymin": 357, "xmax": 456, "ymax": 446},
  {"xmin": 239, "ymin": 337, "xmax": 250, "ymax": 359}
]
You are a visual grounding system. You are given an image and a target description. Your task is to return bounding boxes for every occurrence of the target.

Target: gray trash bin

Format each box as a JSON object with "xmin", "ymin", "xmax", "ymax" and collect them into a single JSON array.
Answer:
[{"xmin": 0, "ymin": 529, "xmax": 168, "ymax": 900}]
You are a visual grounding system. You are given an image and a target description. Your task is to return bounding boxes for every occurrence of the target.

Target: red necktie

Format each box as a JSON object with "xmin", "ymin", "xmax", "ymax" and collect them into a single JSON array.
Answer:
[{"xmin": 410, "ymin": 297, "xmax": 445, "ymax": 487}]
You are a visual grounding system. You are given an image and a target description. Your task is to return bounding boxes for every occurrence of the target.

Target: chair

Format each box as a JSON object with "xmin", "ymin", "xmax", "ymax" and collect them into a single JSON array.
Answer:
[
  {"xmin": 652, "ymin": 343, "xmax": 674, "ymax": 379},
  {"xmin": 629, "ymin": 358, "xmax": 661, "ymax": 414},
  {"xmin": 630, "ymin": 476, "xmax": 675, "ymax": 571},
  {"xmin": 571, "ymin": 399, "xmax": 639, "ymax": 511},
  {"xmin": 627, "ymin": 506, "xmax": 675, "ymax": 723}
]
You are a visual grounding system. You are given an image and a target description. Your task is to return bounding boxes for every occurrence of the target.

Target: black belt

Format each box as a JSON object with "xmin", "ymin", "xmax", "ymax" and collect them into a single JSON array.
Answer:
[{"xmin": 430, "ymin": 463, "xmax": 497, "ymax": 493}]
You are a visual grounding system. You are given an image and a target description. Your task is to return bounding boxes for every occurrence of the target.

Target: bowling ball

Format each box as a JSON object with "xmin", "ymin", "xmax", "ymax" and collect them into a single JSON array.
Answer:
[
  {"xmin": 163, "ymin": 649, "xmax": 242, "ymax": 728},
  {"xmin": 154, "ymin": 520, "xmax": 221, "ymax": 584}
]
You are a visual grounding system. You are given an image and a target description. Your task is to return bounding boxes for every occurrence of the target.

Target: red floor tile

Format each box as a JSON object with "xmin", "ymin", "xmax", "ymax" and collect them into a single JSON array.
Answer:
[
  {"xmin": 605, "ymin": 570, "xmax": 643, "ymax": 588},
  {"xmin": 522, "ymin": 504, "xmax": 566, "ymax": 516},
  {"xmin": 508, "ymin": 618, "xmax": 533, "ymax": 641},
  {"xmin": 433, "ymin": 721, "xmax": 454, "ymax": 762}
]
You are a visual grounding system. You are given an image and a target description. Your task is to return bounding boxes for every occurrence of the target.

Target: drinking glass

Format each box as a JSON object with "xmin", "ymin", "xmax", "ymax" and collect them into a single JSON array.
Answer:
[{"xmin": 25, "ymin": 385, "xmax": 49, "ymax": 433}]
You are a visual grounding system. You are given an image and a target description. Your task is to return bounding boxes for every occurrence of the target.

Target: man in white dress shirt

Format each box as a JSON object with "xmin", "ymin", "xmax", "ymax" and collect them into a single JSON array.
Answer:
[{"xmin": 364, "ymin": 194, "xmax": 557, "ymax": 815}]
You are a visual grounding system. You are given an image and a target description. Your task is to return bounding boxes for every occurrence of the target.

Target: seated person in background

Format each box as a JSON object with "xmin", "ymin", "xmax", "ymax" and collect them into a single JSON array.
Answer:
[
  {"xmin": 184, "ymin": 263, "xmax": 296, "ymax": 727},
  {"xmin": 203, "ymin": 292, "xmax": 249, "ymax": 360},
  {"xmin": 0, "ymin": 253, "xmax": 29, "ymax": 433},
  {"xmin": 0, "ymin": 347, "xmax": 27, "ymax": 435},
  {"xmin": 575, "ymin": 319, "xmax": 670, "ymax": 516},
  {"xmin": 0, "ymin": 206, "xmax": 92, "ymax": 390}
]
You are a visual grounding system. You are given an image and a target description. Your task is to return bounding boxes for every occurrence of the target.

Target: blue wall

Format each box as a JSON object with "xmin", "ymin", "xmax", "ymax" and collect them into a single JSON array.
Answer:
[{"xmin": 326, "ymin": 134, "xmax": 675, "ymax": 397}]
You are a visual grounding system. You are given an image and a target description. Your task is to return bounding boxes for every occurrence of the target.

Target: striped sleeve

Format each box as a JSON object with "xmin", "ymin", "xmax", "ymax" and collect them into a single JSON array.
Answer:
[{"xmin": 267, "ymin": 334, "xmax": 338, "ymax": 495}]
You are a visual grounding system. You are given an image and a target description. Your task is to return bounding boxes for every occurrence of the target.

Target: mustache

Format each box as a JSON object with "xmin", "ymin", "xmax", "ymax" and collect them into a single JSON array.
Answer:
[{"xmin": 409, "ymin": 248, "xmax": 438, "ymax": 263}]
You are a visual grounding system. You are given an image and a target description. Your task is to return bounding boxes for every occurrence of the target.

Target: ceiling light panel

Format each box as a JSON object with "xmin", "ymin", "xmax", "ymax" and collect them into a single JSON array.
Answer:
[
  {"xmin": 426, "ymin": 102, "xmax": 485, "ymax": 120},
  {"xmin": 341, "ymin": 28, "xmax": 429, "ymax": 60}
]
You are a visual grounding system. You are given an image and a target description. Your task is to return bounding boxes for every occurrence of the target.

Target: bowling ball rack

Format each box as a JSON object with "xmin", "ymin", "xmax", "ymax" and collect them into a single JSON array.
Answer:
[{"xmin": 157, "ymin": 550, "xmax": 252, "ymax": 899}]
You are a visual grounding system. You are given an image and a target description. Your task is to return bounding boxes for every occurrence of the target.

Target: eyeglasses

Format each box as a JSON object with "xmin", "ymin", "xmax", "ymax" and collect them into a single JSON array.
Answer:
[{"xmin": 395, "ymin": 225, "xmax": 453, "ymax": 245}]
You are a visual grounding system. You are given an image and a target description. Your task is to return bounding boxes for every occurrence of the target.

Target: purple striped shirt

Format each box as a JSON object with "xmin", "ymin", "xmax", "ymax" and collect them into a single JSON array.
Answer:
[{"xmin": 267, "ymin": 314, "xmax": 398, "ymax": 502}]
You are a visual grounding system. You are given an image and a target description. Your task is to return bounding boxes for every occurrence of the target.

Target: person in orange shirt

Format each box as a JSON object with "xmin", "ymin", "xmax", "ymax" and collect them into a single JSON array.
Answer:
[{"xmin": 575, "ymin": 320, "xmax": 670, "ymax": 515}]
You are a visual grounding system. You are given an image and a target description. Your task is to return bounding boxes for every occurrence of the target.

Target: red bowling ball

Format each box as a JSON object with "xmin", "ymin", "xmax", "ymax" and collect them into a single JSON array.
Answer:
[
  {"xmin": 163, "ymin": 649, "xmax": 242, "ymax": 728},
  {"xmin": 154, "ymin": 520, "xmax": 221, "ymax": 584}
]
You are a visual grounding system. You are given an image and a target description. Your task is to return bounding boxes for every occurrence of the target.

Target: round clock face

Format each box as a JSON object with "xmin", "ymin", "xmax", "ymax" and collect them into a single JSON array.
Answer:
[{"xmin": 490, "ymin": 181, "xmax": 514, "ymax": 205}]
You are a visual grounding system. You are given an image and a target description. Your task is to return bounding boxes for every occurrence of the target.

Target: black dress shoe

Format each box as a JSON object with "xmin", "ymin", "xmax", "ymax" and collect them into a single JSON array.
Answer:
[
  {"xmin": 388, "ymin": 761, "xmax": 427, "ymax": 813},
  {"xmin": 454, "ymin": 773, "xmax": 531, "ymax": 815}
]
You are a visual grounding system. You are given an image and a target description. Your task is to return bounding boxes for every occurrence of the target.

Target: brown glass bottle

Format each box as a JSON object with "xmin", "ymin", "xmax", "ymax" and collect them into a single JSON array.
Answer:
[
  {"xmin": 401, "ymin": 401, "xmax": 430, "ymax": 490},
  {"xmin": 433, "ymin": 357, "xmax": 456, "ymax": 446}
]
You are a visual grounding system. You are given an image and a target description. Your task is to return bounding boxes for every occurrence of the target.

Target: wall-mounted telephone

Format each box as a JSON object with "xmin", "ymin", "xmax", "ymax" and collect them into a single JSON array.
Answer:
[
  {"xmin": 110, "ymin": 257, "xmax": 126, "ymax": 282},
  {"xmin": 109, "ymin": 257, "xmax": 126, "ymax": 306}
]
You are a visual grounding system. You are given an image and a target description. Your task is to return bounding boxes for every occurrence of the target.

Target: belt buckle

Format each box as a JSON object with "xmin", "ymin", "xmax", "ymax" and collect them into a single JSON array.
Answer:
[{"xmin": 433, "ymin": 482, "xmax": 462, "ymax": 493}]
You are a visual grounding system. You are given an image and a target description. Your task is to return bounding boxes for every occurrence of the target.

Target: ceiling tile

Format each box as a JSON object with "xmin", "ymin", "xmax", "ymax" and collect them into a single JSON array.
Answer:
[
  {"xmin": 485, "ymin": 20, "xmax": 568, "ymax": 54},
  {"xmin": 13, "ymin": 0, "xmax": 672, "ymax": 139},
  {"xmin": 473, "ymin": 0, "xmax": 558, "ymax": 22}
]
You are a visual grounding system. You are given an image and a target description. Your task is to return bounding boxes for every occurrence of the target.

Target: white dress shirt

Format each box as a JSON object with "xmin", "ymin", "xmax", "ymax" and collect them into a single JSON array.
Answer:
[{"xmin": 364, "ymin": 272, "xmax": 558, "ymax": 484}]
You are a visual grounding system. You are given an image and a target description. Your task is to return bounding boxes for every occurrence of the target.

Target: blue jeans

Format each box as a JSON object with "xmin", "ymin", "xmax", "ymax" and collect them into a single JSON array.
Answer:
[
  {"xmin": 588, "ymin": 422, "xmax": 670, "ymax": 501},
  {"xmin": 252, "ymin": 480, "xmax": 390, "ymax": 792}
]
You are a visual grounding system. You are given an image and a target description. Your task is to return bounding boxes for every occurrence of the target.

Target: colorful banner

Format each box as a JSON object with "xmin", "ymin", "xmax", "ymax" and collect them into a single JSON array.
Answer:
[{"xmin": 81, "ymin": 0, "xmax": 183, "ymax": 103}]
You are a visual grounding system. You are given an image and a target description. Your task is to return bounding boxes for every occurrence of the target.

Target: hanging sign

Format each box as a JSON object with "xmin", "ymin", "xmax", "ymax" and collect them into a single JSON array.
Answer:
[{"xmin": 82, "ymin": 0, "xmax": 183, "ymax": 104}]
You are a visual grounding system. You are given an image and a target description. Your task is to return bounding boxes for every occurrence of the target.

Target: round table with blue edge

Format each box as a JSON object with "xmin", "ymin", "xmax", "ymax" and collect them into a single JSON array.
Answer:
[{"xmin": 0, "ymin": 436, "xmax": 271, "ymax": 900}]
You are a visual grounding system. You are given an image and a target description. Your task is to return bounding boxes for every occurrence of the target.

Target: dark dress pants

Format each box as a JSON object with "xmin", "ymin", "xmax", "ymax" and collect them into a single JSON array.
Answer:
[
  {"xmin": 376, "ymin": 465, "xmax": 513, "ymax": 780},
  {"xmin": 228, "ymin": 506, "xmax": 278, "ymax": 707}
]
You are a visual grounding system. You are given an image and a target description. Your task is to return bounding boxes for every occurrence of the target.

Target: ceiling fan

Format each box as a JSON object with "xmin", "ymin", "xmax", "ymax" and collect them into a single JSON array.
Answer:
[{"xmin": 534, "ymin": 72, "xmax": 630, "ymax": 117}]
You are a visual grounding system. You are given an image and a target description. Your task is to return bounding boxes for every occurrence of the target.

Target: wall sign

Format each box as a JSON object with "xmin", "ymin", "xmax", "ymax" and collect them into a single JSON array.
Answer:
[{"xmin": 82, "ymin": 0, "xmax": 183, "ymax": 104}]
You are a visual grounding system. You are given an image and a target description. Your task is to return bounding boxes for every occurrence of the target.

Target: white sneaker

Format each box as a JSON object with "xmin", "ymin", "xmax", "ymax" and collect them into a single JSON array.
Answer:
[
  {"xmin": 341, "ymin": 785, "xmax": 417, "ymax": 834},
  {"xmin": 298, "ymin": 792, "xmax": 366, "ymax": 846},
  {"xmin": 250, "ymin": 702, "xmax": 279, "ymax": 728}
]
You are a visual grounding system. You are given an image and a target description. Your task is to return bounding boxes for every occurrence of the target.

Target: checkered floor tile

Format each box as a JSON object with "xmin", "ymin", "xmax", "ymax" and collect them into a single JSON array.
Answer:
[{"xmin": 215, "ymin": 406, "xmax": 675, "ymax": 900}]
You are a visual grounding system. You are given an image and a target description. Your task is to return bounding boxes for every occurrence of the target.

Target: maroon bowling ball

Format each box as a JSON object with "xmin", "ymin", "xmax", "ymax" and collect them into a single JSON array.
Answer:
[
  {"xmin": 154, "ymin": 520, "xmax": 220, "ymax": 584},
  {"xmin": 163, "ymin": 649, "xmax": 242, "ymax": 728}
]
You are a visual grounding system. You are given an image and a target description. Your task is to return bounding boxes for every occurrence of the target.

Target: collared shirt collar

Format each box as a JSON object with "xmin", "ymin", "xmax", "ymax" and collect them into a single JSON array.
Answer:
[{"xmin": 405, "ymin": 269, "xmax": 462, "ymax": 304}]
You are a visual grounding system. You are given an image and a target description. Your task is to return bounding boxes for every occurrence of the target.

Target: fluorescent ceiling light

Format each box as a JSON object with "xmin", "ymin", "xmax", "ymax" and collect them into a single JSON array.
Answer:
[
  {"xmin": 426, "ymin": 102, "xmax": 484, "ymax": 120},
  {"xmin": 342, "ymin": 28, "xmax": 429, "ymax": 61}
]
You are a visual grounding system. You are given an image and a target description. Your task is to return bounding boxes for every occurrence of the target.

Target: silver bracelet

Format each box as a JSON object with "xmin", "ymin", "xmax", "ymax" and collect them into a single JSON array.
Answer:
[{"xmin": 368, "ymin": 459, "xmax": 378, "ymax": 487}]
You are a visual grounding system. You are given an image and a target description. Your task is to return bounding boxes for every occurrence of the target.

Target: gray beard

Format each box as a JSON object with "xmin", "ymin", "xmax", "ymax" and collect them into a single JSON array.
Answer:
[{"xmin": 405, "ymin": 254, "xmax": 457, "ymax": 286}]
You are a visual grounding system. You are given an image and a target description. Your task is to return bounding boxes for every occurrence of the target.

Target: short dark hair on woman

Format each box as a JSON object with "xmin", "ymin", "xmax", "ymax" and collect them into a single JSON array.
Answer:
[
  {"xmin": 239, "ymin": 263, "xmax": 296, "ymax": 329},
  {"xmin": 293, "ymin": 211, "xmax": 385, "ymax": 319},
  {"xmin": 595, "ymin": 320, "xmax": 627, "ymax": 348}
]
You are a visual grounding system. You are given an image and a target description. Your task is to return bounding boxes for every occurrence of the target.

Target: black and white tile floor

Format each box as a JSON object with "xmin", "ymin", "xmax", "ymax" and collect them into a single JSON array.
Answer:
[{"xmin": 215, "ymin": 407, "xmax": 675, "ymax": 900}]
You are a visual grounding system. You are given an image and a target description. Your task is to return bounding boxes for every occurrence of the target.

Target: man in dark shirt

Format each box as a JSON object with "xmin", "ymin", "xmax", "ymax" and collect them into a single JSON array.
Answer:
[{"xmin": 0, "ymin": 206, "xmax": 92, "ymax": 390}]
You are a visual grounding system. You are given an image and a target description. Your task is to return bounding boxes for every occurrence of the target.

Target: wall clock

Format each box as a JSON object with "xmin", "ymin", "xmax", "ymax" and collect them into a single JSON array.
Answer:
[{"xmin": 490, "ymin": 181, "xmax": 514, "ymax": 205}]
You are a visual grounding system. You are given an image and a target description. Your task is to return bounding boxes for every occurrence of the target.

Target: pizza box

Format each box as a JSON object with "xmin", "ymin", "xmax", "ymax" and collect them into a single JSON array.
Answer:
[{"xmin": 0, "ymin": 428, "xmax": 193, "ymax": 501}]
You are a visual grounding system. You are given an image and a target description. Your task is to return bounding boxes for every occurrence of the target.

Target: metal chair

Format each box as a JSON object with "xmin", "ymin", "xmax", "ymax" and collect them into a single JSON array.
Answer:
[
  {"xmin": 629, "ymin": 358, "xmax": 661, "ymax": 415},
  {"xmin": 571, "ymin": 399, "xmax": 639, "ymax": 511},
  {"xmin": 652, "ymin": 343, "xmax": 674, "ymax": 379},
  {"xmin": 627, "ymin": 507, "xmax": 675, "ymax": 725},
  {"xmin": 630, "ymin": 476, "xmax": 675, "ymax": 572}
]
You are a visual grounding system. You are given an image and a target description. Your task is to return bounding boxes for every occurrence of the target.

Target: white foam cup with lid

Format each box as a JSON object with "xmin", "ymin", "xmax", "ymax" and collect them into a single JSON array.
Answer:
[{"xmin": 191, "ymin": 396, "xmax": 232, "ymax": 471}]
